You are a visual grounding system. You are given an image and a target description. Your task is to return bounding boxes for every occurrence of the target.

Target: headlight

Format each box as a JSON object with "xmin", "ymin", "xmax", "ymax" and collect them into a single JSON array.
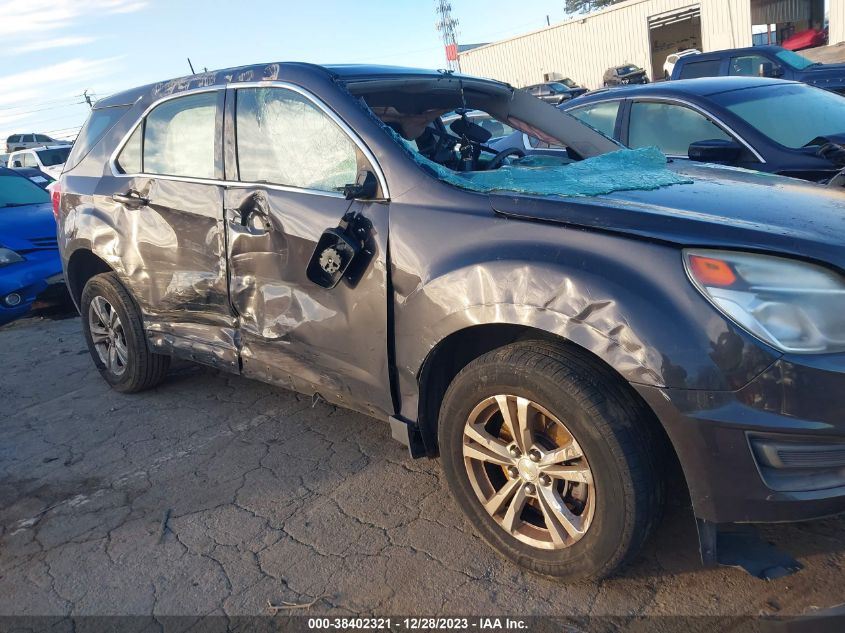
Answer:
[
  {"xmin": 684, "ymin": 249, "xmax": 845, "ymax": 354},
  {"xmin": 0, "ymin": 247, "xmax": 24, "ymax": 266}
]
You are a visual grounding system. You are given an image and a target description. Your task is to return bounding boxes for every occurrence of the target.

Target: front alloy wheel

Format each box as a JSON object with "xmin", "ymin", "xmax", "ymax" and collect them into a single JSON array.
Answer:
[
  {"xmin": 463, "ymin": 395, "xmax": 595, "ymax": 550},
  {"xmin": 439, "ymin": 341, "xmax": 664, "ymax": 580}
]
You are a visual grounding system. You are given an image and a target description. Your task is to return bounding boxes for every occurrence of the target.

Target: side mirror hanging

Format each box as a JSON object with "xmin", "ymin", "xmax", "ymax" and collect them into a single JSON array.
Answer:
[{"xmin": 343, "ymin": 169, "xmax": 379, "ymax": 200}]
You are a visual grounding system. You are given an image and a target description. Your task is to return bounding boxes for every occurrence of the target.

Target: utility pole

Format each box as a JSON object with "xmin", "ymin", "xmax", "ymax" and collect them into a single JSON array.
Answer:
[
  {"xmin": 82, "ymin": 90, "xmax": 94, "ymax": 109},
  {"xmin": 435, "ymin": 0, "xmax": 460, "ymax": 72}
]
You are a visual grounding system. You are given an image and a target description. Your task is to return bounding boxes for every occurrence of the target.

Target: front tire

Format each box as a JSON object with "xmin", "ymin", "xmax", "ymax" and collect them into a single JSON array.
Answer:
[
  {"xmin": 438, "ymin": 341, "xmax": 664, "ymax": 581},
  {"xmin": 81, "ymin": 273, "xmax": 170, "ymax": 393}
]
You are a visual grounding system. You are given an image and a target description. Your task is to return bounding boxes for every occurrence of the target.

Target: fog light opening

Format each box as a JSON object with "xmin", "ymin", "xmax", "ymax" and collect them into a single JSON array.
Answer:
[{"xmin": 4, "ymin": 293, "xmax": 22, "ymax": 307}]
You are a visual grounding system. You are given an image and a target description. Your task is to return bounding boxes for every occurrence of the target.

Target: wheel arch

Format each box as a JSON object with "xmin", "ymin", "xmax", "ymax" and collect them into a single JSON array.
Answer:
[
  {"xmin": 416, "ymin": 323, "xmax": 675, "ymax": 462},
  {"xmin": 65, "ymin": 248, "xmax": 114, "ymax": 311}
]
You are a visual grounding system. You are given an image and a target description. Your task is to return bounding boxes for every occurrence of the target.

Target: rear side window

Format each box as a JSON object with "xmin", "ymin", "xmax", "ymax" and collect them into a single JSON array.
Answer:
[
  {"xmin": 65, "ymin": 106, "xmax": 129, "ymax": 171},
  {"xmin": 143, "ymin": 92, "xmax": 217, "ymax": 179},
  {"xmin": 235, "ymin": 87, "xmax": 358, "ymax": 192},
  {"xmin": 570, "ymin": 101, "xmax": 621, "ymax": 138},
  {"xmin": 678, "ymin": 59, "xmax": 721, "ymax": 79}
]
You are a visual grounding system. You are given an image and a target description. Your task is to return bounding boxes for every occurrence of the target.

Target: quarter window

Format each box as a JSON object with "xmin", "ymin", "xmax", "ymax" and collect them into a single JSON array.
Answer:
[
  {"xmin": 570, "ymin": 101, "xmax": 620, "ymax": 138},
  {"xmin": 235, "ymin": 87, "xmax": 359, "ymax": 192},
  {"xmin": 678, "ymin": 59, "xmax": 721, "ymax": 79},
  {"xmin": 142, "ymin": 92, "xmax": 217, "ymax": 179},
  {"xmin": 629, "ymin": 101, "xmax": 732, "ymax": 156},
  {"xmin": 117, "ymin": 125, "xmax": 142, "ymax": 174}
]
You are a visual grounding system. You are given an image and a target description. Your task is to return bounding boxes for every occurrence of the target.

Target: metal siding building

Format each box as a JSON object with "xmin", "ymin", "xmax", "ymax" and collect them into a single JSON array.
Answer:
[
  {"xmin": 832, "ymin": 0, "xmax": 845, "ymax": 45},
  {"xmin": 457, "ymin": 0, "xmax": 835, "ymax": 89}
]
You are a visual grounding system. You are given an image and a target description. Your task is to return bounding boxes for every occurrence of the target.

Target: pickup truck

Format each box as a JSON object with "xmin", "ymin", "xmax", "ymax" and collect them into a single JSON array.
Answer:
[{"xmin": 671, "ymin": 45, "xmax": 845, "ymax": 94}]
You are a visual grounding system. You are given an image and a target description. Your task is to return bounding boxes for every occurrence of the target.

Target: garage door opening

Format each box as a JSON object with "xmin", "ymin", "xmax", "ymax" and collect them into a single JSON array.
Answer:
[{"xmin": 648, "ymin": 5, "xmax": 703, "ymax": 80}]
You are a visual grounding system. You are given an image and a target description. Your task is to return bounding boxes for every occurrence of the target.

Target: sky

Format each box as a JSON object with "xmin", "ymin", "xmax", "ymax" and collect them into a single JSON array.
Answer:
[{"xmin": 0, "ymin": 0, "xmax": 575, "ymax": 146}]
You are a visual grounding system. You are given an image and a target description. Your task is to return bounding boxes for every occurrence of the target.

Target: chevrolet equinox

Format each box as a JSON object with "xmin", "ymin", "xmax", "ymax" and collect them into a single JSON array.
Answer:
[{"xmin": 56, "ymin": 62, "xmax": 845, "ymax": 581}]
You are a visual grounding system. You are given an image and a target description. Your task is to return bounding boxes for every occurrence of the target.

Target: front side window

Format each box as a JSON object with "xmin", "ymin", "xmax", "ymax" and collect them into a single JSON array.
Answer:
[
  {"xmin": 729, "ymin": 55, "xmax": 775, "ymax": 76},
  {"xmin": 143, "ymin": 92, "xmax": 217, "ymax": 179},
  {"xmin": 629, "ymin": 101, "xmax": 731, "ymax": 156},
  {"xmin": 235, "ymin": 87, "xmax": 359, "ymax": 192},
  {"xmin": 35, "ymin": 134, "xmax": 51, "ymax": 142},
  {"xmin": 570, "ymin": 101, "xmax": 621, "ymax": 138}
]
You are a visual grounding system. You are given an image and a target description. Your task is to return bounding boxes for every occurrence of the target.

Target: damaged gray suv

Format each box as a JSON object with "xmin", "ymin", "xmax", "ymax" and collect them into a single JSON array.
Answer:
[{"xmin": 57, "ymin": 62, "xmax": 845, "ymax": 581}]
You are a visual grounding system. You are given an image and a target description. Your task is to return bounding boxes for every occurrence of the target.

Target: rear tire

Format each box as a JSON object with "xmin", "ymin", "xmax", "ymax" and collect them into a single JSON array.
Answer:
[
  {"xmin": 81, "ymin": 273, "xmax": 169, "ymax": 393},
  {"xmin": 438, "ymin": 341, "xmax": 664, "ymax": 581}
]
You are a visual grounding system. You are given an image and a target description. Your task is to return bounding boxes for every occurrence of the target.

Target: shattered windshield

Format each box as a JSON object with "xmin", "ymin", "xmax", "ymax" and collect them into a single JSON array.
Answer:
[
  {"xmin": 358, "ymin": 77, "xmax": 691, "ymax": 198},
  {"xmin": 384, "ymin": 127, "xmax": 690, "ymax": 198},
  {"xmin": 617, "ymin": 65, "xmax": 639, "ymax": 75}
]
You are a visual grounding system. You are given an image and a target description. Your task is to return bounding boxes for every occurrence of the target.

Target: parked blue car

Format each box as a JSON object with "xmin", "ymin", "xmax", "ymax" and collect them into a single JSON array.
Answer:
[
  {"xmin": 0, "ymin": 168, "xmax": 63, "ymax": 325},
  {"xmin": 491, "ymin": 77, "xmax": 845, "ymax": 184}
]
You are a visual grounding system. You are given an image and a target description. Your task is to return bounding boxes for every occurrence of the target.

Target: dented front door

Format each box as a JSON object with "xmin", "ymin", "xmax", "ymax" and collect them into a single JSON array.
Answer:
[{"xmin": 223, "ymin": 84, "xmax": 393, "ymax": 418}]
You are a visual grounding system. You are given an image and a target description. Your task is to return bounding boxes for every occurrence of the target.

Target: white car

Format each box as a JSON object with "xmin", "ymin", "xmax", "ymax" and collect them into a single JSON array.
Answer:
[
  {"xmin": 663, "ymin": 49, "xmax": 701, "ymax": 79},
  {"xmin": 7, "ymin": 146, "xmax": 72, "ymax": 179}
]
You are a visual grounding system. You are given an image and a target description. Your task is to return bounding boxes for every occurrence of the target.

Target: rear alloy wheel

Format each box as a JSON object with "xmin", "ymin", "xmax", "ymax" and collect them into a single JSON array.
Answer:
[
  {"xmin": 81, "ymin": 273, "xmax": 170, "ymax": 393},
  {"xmin": 88, "ymin": 296, "xmax": 129, "ymax": 377},
  {"xmin": 439, "ymin": 341, "xmax": 664, "ymax": 581}
]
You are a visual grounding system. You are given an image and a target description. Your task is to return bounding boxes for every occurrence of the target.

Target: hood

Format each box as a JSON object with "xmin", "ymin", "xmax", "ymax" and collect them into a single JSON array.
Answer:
[
  {"xmin": 0, "ymin": 202, "xmax": 58, "ymax": 252},
  {"xmin": 801, "ymin": 63, "xmax": 845, "ymax": 87},
  {"xmin": 491, "ymin": 163, "xmax": 845, "ymax": 271}
]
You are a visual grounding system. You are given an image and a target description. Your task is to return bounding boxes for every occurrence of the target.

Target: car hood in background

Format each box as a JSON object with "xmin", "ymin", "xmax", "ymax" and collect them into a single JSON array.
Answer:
[
  {"xmin": 0, "ymin": 202, "xmax": 58, "ymax": 251},
  {"xmin": 491, "ymin": 163, "xmax": 845, "ymax": 269},
  {"xmin": 801, "ymin": 63, "xmax": 845, "ymax": 88}
]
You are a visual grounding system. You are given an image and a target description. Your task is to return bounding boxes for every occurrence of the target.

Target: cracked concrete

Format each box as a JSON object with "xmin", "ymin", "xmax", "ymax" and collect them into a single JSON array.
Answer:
[{"xmin": 1, "ymin": 314, "xmax": 845, "ymax": 618}]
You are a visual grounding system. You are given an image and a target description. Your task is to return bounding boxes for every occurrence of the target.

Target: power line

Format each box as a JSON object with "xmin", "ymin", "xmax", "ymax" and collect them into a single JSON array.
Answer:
[{"xmin": 435, "ymin": 0, "xmax": 460, "ymax": 72}]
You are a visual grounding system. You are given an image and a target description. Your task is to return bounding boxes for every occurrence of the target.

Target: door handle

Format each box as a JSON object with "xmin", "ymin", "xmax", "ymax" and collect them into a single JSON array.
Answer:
[
  {"xmin": 112, "ymin": 191, "xmax": 149, "ymax": 207},
  {"xmin": 226, "ymin": 207, "xmax": 270, "ymax": 236}
]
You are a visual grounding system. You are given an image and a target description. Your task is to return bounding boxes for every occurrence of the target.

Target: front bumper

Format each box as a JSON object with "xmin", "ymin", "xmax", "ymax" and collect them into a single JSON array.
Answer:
[
  {"xmin": 636, "ymin": 354, "xmax": 845, "ymax": 524},
  {"xmin": 0, "ymin": 251, "xmax": 63, "ymax": 326}
]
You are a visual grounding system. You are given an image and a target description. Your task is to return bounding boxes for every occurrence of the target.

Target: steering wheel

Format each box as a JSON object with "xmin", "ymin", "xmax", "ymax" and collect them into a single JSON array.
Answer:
[{"xmin": 486, "ymin": 147, "xmax": 526, "ymax": 170}]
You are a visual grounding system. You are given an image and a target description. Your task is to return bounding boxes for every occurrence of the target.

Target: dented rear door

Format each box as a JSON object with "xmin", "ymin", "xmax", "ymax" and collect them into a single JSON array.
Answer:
[
  {"xmin": 102, "ymin": 89, "xmax": 239, "ymax": 370},
  {"xmin": 223, "ymin": 84, "xmax": 393, "ymax": 418}
]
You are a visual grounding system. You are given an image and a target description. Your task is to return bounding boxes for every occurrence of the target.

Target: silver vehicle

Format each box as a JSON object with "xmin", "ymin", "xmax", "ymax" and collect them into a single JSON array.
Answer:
[{"xmin": 5, "ymin": 133, "xmax": 71, "ymax": 154}]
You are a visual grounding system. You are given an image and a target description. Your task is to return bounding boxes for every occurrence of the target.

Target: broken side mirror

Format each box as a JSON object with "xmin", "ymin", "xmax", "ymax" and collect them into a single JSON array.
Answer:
[
  {"xmin": 688, "ymin": 139, "xmax": 742, "ymax": 163},
  {"xmin": 343, "ymin": 169, "xmax": 379, "ymax": 200},
  {"xmin": 306, "ymin": 227, "xmax": 360, "ymax": 289},
  {"xmin": 306, "ymin": 211, "xmax": 375, "ymax": 290}
]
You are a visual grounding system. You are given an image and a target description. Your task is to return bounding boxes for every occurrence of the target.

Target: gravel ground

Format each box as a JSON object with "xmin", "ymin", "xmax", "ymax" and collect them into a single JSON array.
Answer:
[{"xmin": 1, "ymin": 313, "xmax": 844, "ymax": 624}]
